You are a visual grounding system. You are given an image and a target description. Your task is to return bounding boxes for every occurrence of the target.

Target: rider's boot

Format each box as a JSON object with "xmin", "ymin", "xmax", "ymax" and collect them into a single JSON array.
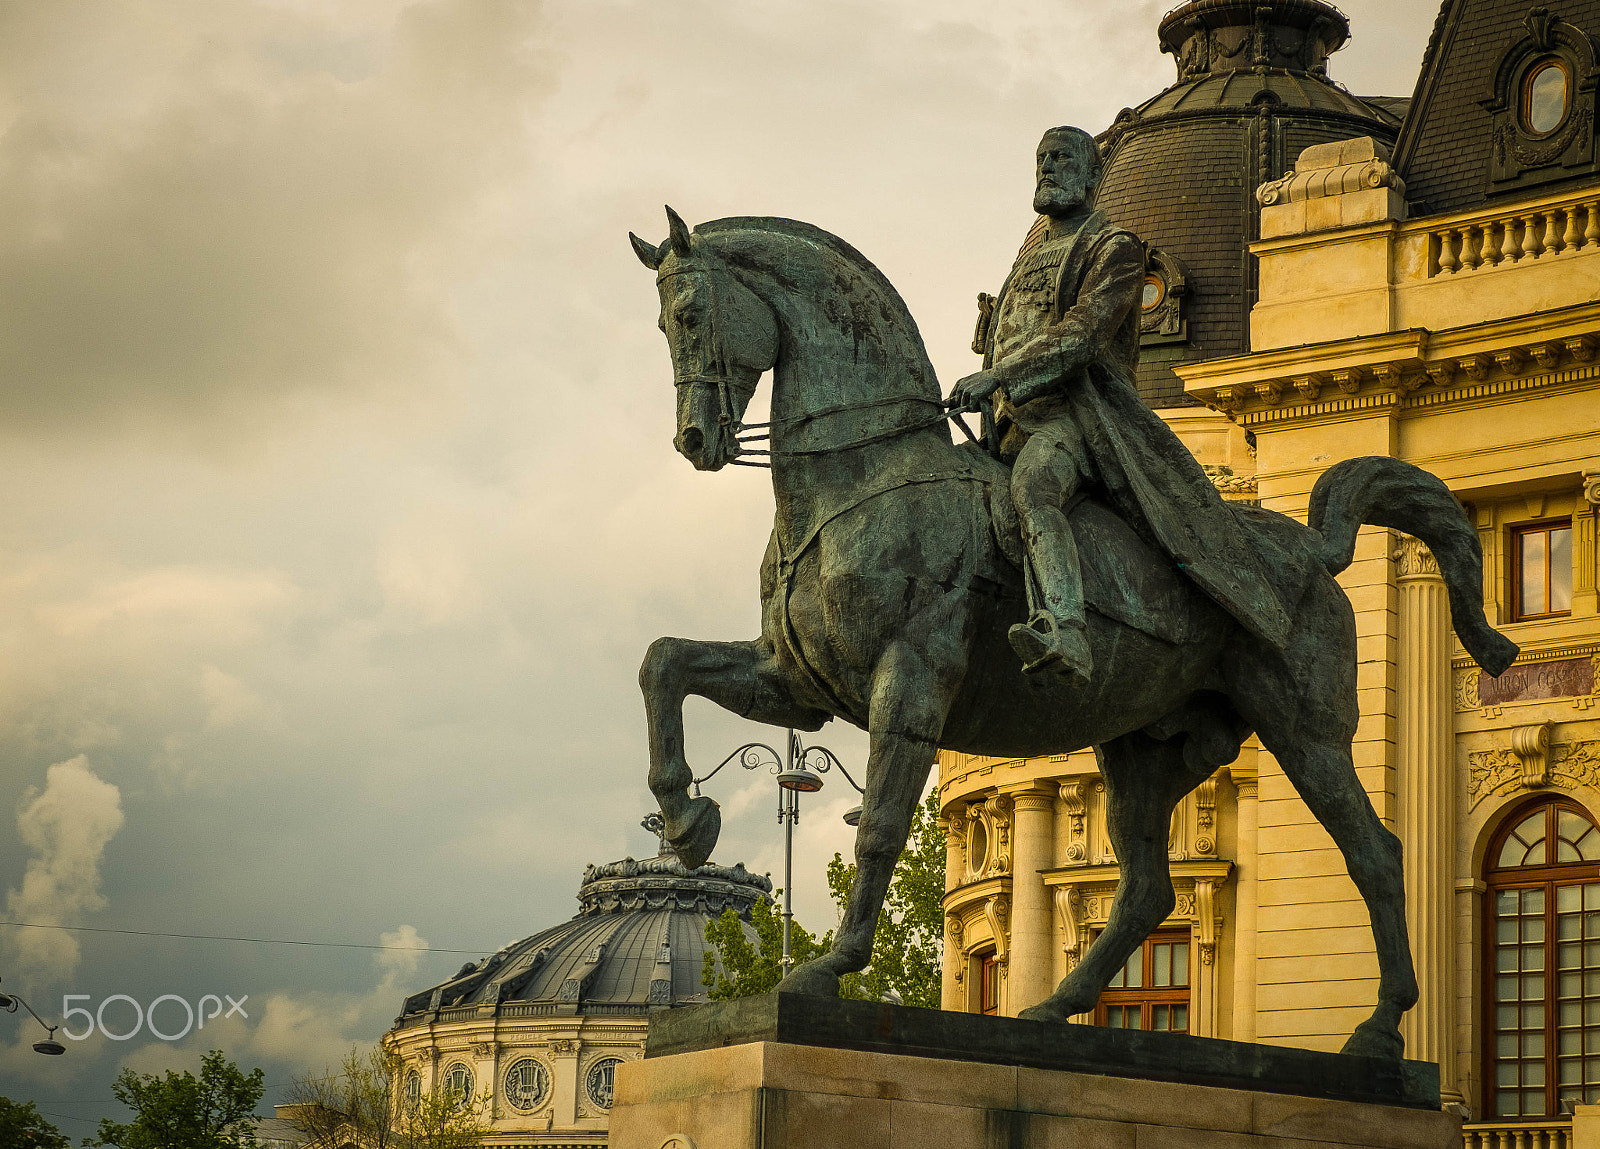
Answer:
[{"xmin": 1008, "ymin": 611, "xmax": 1092, "ymax": 686}]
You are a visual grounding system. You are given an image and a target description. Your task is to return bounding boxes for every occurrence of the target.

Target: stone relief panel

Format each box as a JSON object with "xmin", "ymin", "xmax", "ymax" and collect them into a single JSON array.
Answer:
[{"xmin": 1469, "ymin": 735, "xmax": 1600, "ymax": 809}]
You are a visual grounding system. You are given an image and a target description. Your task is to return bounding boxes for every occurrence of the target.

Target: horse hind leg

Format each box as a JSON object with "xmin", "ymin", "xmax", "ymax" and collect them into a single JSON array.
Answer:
[
  {"xmin": 1263, "ymin": 734, "xmax": 1418, "ymax": 1059},
  {"xmin": 1020, "ymin": 728, "xmax": 1215, "ymax": 1022},
  {"xmin": 639, "ymin": 637, "xmax": 830, "ymax": 869}
]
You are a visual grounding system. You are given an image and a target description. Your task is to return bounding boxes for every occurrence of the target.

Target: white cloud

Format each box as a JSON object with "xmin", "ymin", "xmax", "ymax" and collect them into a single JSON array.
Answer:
[{"xmin": 3, "ymin": 757, "xmax": 124, "ymax": 986}]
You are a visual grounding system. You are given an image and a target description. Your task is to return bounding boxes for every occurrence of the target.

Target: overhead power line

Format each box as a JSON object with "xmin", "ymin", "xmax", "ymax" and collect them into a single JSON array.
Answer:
[{"xmin": 0, "ymin": 920, "xmax": 493, "ymax": 955}]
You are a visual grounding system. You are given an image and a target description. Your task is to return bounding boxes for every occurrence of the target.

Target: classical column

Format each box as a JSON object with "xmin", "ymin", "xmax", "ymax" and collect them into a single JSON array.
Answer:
[
  {"xmin": 1577, "ymin": 471, "xmax": 1599, "ymax": 617},
  {"xmin": 1396, "ymin": 534, "xmax": 1458, "ymax": 1099},
  {"xmin": 1231, "ymin": 765, "xmax": 1260, "ymax": 1042},
  {"xmin": 1002, "ymin": 786, "xmax": 1056, "ymax": 1014},
  {"xmin": 940, "ymin": 814, "xmax": 967, "ymax": 1011}
]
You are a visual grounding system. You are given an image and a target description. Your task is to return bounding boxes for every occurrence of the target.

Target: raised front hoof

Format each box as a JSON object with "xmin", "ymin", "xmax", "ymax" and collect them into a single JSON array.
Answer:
[
  {"xmin": 1341, "ymin": 1017, "xmax": 1405, "ymax": 1061},
  {"xmin": 775, "ymin": 958, "xmax": 841, "ymax": 999},
  {"xmin": 666, "ymin": 795, "xmax": 721, "ymax": 870}
]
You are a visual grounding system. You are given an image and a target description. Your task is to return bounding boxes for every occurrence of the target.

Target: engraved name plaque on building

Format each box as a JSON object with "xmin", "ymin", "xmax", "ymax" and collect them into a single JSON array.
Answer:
[{"xmin": 1480, "ymin": 657, "xmax": 1596, "ymax": 705}]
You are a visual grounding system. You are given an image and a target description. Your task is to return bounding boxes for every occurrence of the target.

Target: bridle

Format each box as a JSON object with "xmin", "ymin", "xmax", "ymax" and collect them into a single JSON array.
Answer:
[
  {"xmin": 660, "ymin": 264, "xmax": 759, "ymax": 435},
  {"xmin": 660, "ymin": 263, "xmax": 987, "ymax": 467}
]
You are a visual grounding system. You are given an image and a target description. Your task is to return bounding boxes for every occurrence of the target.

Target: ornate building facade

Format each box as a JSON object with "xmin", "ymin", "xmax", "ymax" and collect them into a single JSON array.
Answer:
[
  {"xmin": 385, "ymin": 848, "xmax": 768, "ymax": 1148},
  {"xmin": 940, "ymin": 0, "xmax": 1600, "ymax": 1143}
]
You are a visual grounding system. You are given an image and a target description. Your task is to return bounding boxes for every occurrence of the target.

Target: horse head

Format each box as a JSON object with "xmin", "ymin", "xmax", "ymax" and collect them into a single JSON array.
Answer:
[{"xmin": 630, "ymin": 207, "xmax": 779, "ymax": 471}]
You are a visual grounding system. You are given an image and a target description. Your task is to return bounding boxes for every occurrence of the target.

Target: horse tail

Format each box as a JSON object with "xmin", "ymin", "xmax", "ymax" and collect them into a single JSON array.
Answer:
[{"xmin": 1308, "ymin": 456, "xmax": 1519, "ymax": 676}]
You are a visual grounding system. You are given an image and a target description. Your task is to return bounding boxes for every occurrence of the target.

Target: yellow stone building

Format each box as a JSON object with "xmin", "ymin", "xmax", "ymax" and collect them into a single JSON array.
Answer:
[{"xmin": 940, "ymin": 0, "xmax": 1600, "ymax": 1140}]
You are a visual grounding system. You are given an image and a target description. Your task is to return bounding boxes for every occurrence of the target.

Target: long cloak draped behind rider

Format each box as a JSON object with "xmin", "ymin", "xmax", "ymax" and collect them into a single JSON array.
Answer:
[{"xmin": 982, "ymin": 210, "xmax": 1293, "ymax": 650}]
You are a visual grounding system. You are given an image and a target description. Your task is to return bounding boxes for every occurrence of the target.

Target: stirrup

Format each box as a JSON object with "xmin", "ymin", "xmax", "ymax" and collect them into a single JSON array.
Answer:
[{"xmin": 1008, "ymin": 611, "xmax": 1092, "ymax": 684}]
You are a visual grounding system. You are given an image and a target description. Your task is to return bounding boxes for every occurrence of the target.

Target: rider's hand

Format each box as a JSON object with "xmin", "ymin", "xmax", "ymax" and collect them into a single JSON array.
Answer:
[{"xmin": 948, "ymin": 371, "xmax": 1001, "ymax": 410}]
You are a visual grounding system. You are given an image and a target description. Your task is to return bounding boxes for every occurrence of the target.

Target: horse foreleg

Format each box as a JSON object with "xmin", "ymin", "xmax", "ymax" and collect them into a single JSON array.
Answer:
[
  {"xmin": 778, "ymin": 638, "xmax": 957, "ymax": 998},
  {"xmin": 640, "ymin": 636, "xmax": 831, "ymax": 869},
  {"xmin": 1020, "ymin": 730, "xmax": 1210, "ymax": 1022}
]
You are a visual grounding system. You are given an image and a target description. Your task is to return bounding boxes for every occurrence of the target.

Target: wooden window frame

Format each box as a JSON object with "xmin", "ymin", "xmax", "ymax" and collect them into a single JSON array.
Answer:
[
  {"xmin": 1482, "ymin": 797, "xmax": 1600, "ymax": 1120},
  {"xmin": 1511, "ymin": 519, "xmax": 1573, "ymax": 622},
  {"xmin": 1095, "ymin": 929, "xmax": 1191, "ymax": 1032},
  {"xmin": 979, "ymin": 950, "xmax": 1000, "ymax": 1016}
]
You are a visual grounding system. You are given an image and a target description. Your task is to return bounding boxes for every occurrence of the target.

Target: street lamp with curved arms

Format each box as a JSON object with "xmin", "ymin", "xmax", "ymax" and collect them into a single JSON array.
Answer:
[
  {"xmin": 0, "ymin": 977, "xmax": 66, "ymax": 1055},
  {"xmin": 689, "ymin": 728, "xmax": 864, "ymax": 970}
]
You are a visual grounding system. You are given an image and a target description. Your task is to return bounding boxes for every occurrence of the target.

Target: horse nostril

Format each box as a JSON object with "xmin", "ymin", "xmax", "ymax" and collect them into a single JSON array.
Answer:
[{"xmin": 679, "ymin": 427, "xmax": 704, "ymax": 456}]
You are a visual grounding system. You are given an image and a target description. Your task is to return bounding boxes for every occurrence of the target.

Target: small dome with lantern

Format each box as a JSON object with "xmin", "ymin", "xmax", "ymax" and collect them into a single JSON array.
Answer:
[{"xmin": 385, "ymin": 818, "xmax": 770, "ymax": 1145}]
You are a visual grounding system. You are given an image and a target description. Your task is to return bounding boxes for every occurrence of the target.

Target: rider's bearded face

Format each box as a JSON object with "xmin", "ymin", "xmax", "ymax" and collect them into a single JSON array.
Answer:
[{"xmin": 1033, "ymin": 134, "xmax": 1094, "ymax": 216}]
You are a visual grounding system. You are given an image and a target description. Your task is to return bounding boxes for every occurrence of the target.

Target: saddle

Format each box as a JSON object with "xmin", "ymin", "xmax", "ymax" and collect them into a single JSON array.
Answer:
[{"xmin": 955, "ymin": 441, "xmax": 1198, "ymax": 647}]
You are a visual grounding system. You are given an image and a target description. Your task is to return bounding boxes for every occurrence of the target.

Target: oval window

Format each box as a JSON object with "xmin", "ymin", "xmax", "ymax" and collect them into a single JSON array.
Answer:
[
  {"xmin": 1142, "ymin": 275, "xmax": 1166, "ymax": 312},
  {"xmin": 1524, "ymin": 60, "xmax": 1570, "ymax": 136}
]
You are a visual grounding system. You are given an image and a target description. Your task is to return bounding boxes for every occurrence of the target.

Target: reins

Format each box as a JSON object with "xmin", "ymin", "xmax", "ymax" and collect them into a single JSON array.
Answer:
[{"xmin": 727, "ymin": 395, "xmax": 987, "ymax": 468}]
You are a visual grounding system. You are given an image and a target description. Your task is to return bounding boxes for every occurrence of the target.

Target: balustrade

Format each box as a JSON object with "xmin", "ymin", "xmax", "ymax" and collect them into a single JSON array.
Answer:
[
  {"xmin": 1431, "ymin": 199, "xmax": 1600, "ymax": 276},
  {"xmin": 1462, "ymin": 1121, "xmax": 1573, "ymax": 1149}
]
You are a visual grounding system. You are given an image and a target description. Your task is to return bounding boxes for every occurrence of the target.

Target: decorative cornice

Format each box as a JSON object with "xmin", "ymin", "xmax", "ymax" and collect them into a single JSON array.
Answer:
[{"xmin": 1453, "ymin": 642, "xmax": 1600, "ymax": 673}]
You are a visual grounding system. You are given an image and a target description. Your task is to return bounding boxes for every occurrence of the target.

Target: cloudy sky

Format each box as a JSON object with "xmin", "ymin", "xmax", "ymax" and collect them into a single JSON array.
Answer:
[{"xmin": 0, "ymin": 0, "xmax": 1438, "ymax": 1131}]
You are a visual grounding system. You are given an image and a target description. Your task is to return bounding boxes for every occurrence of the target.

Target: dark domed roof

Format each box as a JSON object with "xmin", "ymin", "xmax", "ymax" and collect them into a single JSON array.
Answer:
[
  {"xmin": 1093, "ymin": 0, "xmax": 1403, "ymax": 408},
  {"xmin": 394, "ymin": 855, "xmax": 770, "ymax": 1024}
]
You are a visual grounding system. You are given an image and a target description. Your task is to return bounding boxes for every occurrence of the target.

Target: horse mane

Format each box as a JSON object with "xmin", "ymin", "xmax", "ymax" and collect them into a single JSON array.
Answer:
[{"xmin": 695, "ymin": 216, "xmax": 938, "ymax": 392}]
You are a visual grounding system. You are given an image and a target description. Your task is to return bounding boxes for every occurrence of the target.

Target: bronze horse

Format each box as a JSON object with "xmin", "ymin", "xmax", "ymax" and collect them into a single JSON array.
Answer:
[{"xmin": 629, "ymin": 208, "xmax": 1516, "ymax": 1057}]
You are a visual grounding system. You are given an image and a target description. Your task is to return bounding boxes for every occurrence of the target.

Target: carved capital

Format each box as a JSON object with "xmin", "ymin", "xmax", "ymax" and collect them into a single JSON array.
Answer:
[
  {"xmin": 471, "ymin": 1042, "xmax": 497, "ymax": 1059},
  {"xmin": 1331, "ymin": 368, "xmax": 1364, "ymax": 395},
  {"xmin": 1584, "ymin": 471, "xmax": 1600, "ymax": 506},
  {"xmin": 1292, "ymin": 374, "xmax": 1323, "ymax": 401},
  {"xmin": 1211, "ymin": 385, "xmax": 1245, "ymax": 414},
  {"xmin": 549, "ymin": 1038, "xmax": 578, "ymax": 1057},
  {"xmin": 1530, "ymin": 343, "xmax": 1563, "ymax": 371},
  {"xmin": 1395, "ymin": 534, "xmax": 1441, "ymax": 578},
  {"xmin": 1494, "ymin": 348, "xmax": 1527, "ymax": 376},
  {"xmin": 1255, "ymin": 379, "xmax": 1284, "ymax": 406}
]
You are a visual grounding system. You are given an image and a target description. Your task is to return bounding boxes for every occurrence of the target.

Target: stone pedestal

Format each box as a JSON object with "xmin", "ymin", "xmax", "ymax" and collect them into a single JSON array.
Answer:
[{"xmin": 609, "ymin": 996, "xmax": 1458, "ymax": 1149}]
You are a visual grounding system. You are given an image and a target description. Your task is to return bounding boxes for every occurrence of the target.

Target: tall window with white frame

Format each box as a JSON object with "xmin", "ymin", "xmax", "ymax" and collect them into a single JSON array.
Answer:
[{"xmin": 1487, "ymin": 799, "xmax": 1600, "ymax": 1118}]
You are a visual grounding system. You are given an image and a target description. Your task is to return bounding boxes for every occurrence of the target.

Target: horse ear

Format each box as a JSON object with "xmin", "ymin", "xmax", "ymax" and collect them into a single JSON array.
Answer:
[
  {"xmin": 665, "ymin": 205, "xmax": 691, "ymax": 256},
  {"xmin": 629, "ymin": 231, "xmax": 662, "ymax": 270}
]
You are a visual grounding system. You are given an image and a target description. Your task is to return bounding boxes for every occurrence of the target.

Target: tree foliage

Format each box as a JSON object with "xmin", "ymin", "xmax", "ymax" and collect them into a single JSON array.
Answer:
[
  {"xmin": 700, "ymin": 889, "xmax": 860, "ymax": 999},
  {"xmin": 86, "ymin": 1049, "xmax": 264, "ymax": 1149},
  {"xmin": 282, "ymin": 1042, "xmax": 489, "ymax": 1149},
  {"xmin": 826, "ymin": 790, "xmax": 946, "ymax": 1008},
  {"xmin": 703, "ymin": 790, "xmax": 944, "ymax": 1007},
  {"xmin": 0, "ymin": 1096, "xmax": 71, "ymax": 1149}
]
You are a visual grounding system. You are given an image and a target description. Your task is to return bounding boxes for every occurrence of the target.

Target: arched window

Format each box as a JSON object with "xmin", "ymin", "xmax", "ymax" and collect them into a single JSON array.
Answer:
[{"xmin": 1486, "ymin": 799, "xmax": 1600, "ymax": 1118}]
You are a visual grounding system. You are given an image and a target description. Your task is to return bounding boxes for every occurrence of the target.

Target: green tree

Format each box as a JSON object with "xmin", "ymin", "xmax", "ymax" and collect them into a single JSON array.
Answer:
[
  {"xmin": 702, "ymin": 790, "xmax": 944, "ymax": 1006},
  {"xmin": 701, "ymin": 888, "xmax": 858, "ymax": 999},
  {"xmin": 0, "ymin": 1097, "xmax": 71, "ymax": 1149},
  {"xmin": 827, "ymin": 790, "xmax": 946, "ymax": 1008},
  {"xmin": 283, "ymin": 1042, "xmax": 488, "ymax": 1149},
  {"xmin": 87, "ymin": 1049, "xmax": 264, "ymax": 1149}
]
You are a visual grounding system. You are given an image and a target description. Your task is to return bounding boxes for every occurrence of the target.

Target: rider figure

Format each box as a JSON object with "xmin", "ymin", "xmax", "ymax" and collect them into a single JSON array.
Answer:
[{"xmin": 952, "ymin": 126, "xmax": 1292, "ymax": 682}]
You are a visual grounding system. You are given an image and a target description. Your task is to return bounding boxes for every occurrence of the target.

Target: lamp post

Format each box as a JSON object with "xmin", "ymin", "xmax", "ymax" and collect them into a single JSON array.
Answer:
[
  {"xmin": 693, "ymin": 728, "xmax": 864, "ymax": 970},
  {"xmin": 0, "ymin": 977, "xmax": 66, "ymax": 1055}
]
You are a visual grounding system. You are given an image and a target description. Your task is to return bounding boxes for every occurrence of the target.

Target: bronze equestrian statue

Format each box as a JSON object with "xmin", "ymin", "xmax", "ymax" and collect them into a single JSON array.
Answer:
[{"xmin": 628, "ymin": 126, "xmax": 1517, "ymax": 1060}]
